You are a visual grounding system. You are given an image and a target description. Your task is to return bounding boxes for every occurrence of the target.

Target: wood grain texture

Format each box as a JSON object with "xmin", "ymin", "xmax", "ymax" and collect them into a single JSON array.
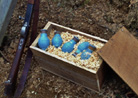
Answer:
[
  {"xmin": 96, "ymin": 61, "xmax": 108, "ymax": 91},
  {"xmin": 30, "ymin": 21, "xmax": 108, "ymax": 92},
  {"xmin": 98, "ymin": 27, "xmax": 138, "ymax": 95},
  {"xmin": 34, "ymin": 51, "xmax": 99, "ymax": 91}
]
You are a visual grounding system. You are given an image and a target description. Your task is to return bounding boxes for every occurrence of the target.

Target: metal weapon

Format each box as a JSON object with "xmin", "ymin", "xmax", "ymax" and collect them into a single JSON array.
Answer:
[
  {"xmin": 4, "ymin": 0, "xmax": 39, "ymax": 97},
  {"xmin": 14, "ymin": 0, "xmax": 40, "ymax": 97}
]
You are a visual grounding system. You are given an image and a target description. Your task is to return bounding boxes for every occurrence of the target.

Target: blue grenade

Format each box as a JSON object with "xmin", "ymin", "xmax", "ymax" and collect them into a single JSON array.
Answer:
[
  {"xmin": 52, "ymin": 31, "xmax": 63, "ymax": 48},
  {"xmin": 72, "ymin": 42, "xmax": 89, "ymax": 57},
  {"xmin": 38, "ymin": 29, "xmax": 50, "ymax": 50},
  {"xmin": 62, "ymin": 36, "xmax": 79, "ymax": 53},
  {"xmin": 81, "ymin": 44, "xmax": 96, "ymax": 60}
]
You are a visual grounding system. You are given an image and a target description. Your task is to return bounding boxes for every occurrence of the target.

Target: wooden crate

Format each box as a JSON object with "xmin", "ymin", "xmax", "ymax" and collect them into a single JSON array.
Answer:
[{"xmin": 30, "ymin": 22, "xmax": 108, "ymax": 92}]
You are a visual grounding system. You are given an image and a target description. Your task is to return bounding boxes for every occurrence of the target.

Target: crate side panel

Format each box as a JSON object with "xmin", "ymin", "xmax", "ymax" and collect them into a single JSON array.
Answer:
[
  {"xmin": 36, "ymin": 56, "xmax": 99, "ymax": 91},
  {"xmin": 96, "ymin": 61, "xmax": 108, "ymax": 91},
  {"xmin": 31, "ymin": 48, "xmax": 99, "ymax": 91}
]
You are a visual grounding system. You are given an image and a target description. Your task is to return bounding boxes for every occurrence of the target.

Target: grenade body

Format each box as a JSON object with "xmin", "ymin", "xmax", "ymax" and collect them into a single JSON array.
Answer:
[
  {"xmin": 81, "ymin": 48, "xmax": 93, "ymax": 60},
  {"xmin": 81, "ymin": 44, "xmax": 96, "ymax": 60},
  {"xmin": 72, "ymin": 42, "xmax": 89, "ymax": 57},
  {"xmin": 52, "ymin": 31, "xmax": 63, "ymax": 48},
  {"xmin": 38, "ymin": 32, "xmax": 50, "ymax": 50},
  {"xmin": 62, "ymin": 36, "xmax": 79, "ymax": 53}
]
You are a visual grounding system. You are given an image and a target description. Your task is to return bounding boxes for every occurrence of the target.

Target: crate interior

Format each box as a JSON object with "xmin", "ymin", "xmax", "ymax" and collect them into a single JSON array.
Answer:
[{"xmin": 31, "ymin": 22, "xmax": 107, "ymax": 74}]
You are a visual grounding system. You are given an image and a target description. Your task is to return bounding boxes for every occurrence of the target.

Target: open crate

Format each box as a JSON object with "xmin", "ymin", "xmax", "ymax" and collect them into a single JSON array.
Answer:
[{"xmin": 30, "ymin": 22, "xmax": 108, "ymax": 92}]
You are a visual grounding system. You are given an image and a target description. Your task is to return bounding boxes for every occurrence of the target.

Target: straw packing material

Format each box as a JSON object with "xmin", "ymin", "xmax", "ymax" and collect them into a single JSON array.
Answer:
[{"xmin": 46, "ymin": 30, "xmax": 104, "ymax": 72}]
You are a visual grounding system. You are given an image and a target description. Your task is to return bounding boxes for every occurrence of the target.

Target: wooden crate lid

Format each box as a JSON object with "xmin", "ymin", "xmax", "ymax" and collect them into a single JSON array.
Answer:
[{"xmin": 98, "ymin": 27, "xmax": 138, "ymax": 95}]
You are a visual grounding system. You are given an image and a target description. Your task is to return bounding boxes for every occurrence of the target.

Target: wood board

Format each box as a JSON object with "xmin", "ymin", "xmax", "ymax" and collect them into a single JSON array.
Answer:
[{"xmin": 98, "ymin": 27, "xmax": 138, "ymax": 95}]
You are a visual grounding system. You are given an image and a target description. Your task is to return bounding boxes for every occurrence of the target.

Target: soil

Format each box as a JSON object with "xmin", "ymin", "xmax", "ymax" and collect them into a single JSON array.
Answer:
[{"xmin": 0, "ymin": 0, "xmax": 138, "ymax": 98}]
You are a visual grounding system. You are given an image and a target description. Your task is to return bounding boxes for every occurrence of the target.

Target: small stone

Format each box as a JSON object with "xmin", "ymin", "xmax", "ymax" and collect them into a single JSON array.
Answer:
[
  {"xmin": 0, "ymin": 57, "xmax": 4, "ymax": 64},
  {"xmin": 104, "ymin": 32, "xmax": 107, "ymax": 34},
  {"xmin": 55, "ymin": 95, "xmax": 57, "ymax": 98},
  {"xmin": 35, "ymin": 92, "xmax": 37, "ymax": 95},
  {"xmin": 31, "ymin": 91, "xmax": 35, "ymax": 94},
  {"xmin": 8, "ymin": 48, "xmax": 13, "ymax": 53},
  {"xmin": 33, "ymin": 81, "xmax": 37, "ymax": 85},
  {"xmin": 26, "ymin": 90, "xmax": 30, "ymax": 95},
  {"xmin": 29, "ymin": 84, "xmax": 33, "ymax": 89},
  {"xmin": 38, "ymin": 78, "xmax": 40, "ymax": 82}
]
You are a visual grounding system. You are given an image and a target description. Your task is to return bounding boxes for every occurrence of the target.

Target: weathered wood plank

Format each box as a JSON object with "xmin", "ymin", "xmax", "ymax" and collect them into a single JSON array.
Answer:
[
  {"xmin": 98, "ymin": 27, "xmax": 138, "ymax": 95},
  {"xmin": 34, "ymin": 51, "xmax": 99, "ymax": 91},
  {"xmin": 0, "ymin": 0, "xmax": 18, "ymax": 46}
]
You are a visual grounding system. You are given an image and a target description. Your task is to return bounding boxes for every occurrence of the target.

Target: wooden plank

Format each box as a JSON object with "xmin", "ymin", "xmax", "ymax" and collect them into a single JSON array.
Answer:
[
  {"xmin": 98, "ymin": 27, "xmax": 138, "ymax": 95},
  {"xmin": 33, "ymin": 50, "xmax": 99, "ymax": 91},
  {"xmin": 96, "ymin": 61, "xmax": 108, "ymax": 91},
  {"xmin": 0, "ymin": 0, "xmax": 18, "ymax": 46}
]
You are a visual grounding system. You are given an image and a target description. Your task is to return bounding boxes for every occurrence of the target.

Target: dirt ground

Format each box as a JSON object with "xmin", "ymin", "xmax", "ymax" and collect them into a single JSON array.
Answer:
[{"xmin": 0, "ymin": 0, "xmax": 138, "ymax": 98}]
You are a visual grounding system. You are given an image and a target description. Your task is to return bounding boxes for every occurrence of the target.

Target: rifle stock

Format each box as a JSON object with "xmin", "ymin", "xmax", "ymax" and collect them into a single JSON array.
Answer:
[
  {"xmin": 14, "ymin": 0, "xmax": 40, "ymax": 97},
  {"xmin": 4, "ymin": 1, "xmax": 35, "ymax": 97},
  {"xmin": 5, "ymin": 38, "xmax": 26, "ymax": 96}
]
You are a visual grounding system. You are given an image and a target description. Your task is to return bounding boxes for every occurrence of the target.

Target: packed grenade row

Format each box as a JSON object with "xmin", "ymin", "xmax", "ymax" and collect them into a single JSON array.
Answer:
[{"xmin": 38, "ymin": 29, "xmax": 96, "ymax": 60}]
